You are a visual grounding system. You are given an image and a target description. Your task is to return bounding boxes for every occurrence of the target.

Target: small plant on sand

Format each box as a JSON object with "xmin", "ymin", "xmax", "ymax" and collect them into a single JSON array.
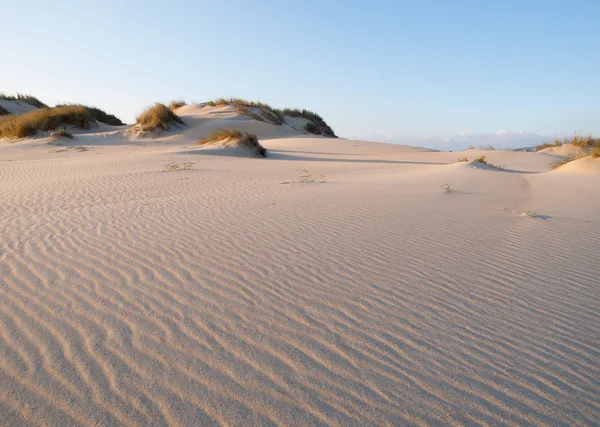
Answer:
[
  {"xmin": 136, "ymin": 103, "xmax": 185, "ymax": 133},
  {"xmin": 165, "ymin": 161, "xmax": 194, "ymax": 171},
  {"xmin": 457, "ymin": 157, "xmax": 468, "ymax": 162},
  {"xmin": 474, "ymin": 156, "xmax": 487, "ymax": 164},
  {"xmin": 0, "ymin": 105, "xmax": 94, "ymax": 139},
  {"xmin": 51, "ymin": 129, "xmax": 73, "ymax": 139},
  {"xmin": 294, "ymin": 169, "xmax": 326, "ymax": 183},
  {"xmin": 438, "ymin": 184, "xmax": 455, "ymax": 193},
  {"xmin": 198, "ymin": 128, "xmax": 267, "ymax": 157},
  {"xmin": 168, "ymin": 100, "xmax": 186, "ymax": 111}
]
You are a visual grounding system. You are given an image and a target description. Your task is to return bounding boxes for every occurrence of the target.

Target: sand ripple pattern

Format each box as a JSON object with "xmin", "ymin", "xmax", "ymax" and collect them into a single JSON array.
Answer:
[{"xmin": 0, "ymin": 155, "xmax": 599, "ymax": 426}]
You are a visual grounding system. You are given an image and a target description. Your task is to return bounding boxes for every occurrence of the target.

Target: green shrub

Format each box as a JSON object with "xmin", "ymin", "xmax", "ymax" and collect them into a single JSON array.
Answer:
[
  {"xmin": 135, "ymin": 103, "xmax": 185, "ymax": 132},
  {"xmin": 304, "ymin": 122, "xmax": 320, "ymax": 135},
  {"xmin": 0, "ymin": 105, "xmax": 93, "ymax": 139}
]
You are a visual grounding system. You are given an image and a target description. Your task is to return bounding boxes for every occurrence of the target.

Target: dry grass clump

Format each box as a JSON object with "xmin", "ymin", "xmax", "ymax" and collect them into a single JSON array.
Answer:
[
  {"xmin": 207, "ymin": 98, "xmax": 284, "ymax": 125},
  {"xmin": 283, "ymin": 108, "xmax": 337, "ymax": 137},
  {"xmin": 0, "ymin": 93, "xmax": 48, "ymax": 109},
  {"xmin": 168, "ymin": 100, "xmax": 187, "ymax": 111},
  {"xmin": 474, "ymin": 156, "xmax": 487, "ymax": 164},
  {"xmin": 136, "ymin": 103, "xmax": 185, "ymax": 132},
  {"xmin": 0, "ymin": 105, "xmax": 93, "ymax": 139},
  {"xmin": 198, "ymin": 128, "xmax": 266, "ymax": 157},
  {"xmin": 0, "ymin": 105, "xmax": 11, "ymax": 116},
  {"xmin": 538, "ymin": 133, "xmax": 600, "ymax": 151},
  {"xmin": 205, "ymin": 98, "xmax": 337, "ymax": 136},
  {"xmin": 457, "ymin": 157, "xmax": 468, "ymax": 162},
  {"xmin": 51, "ymin": 129, "xmax": 74, "ymax": 139},
  {"xmin": 57, "ymin": 104, "xmax": 124, "ymax": 126}
]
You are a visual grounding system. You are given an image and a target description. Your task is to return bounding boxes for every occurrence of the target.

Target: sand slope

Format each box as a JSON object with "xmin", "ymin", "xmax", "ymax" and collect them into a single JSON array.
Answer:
[{"xmin": 0, "ymin": 121, "xmax": 599, "ymax": 425}]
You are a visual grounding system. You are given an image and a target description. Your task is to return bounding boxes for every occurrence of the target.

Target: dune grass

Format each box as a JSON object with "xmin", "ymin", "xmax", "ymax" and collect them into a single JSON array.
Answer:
[
  {"xmin": 205, "ymin": 98, "xmax": 336, "ymax": 136},
  {"xmin": 198, "ymin": 128, "xmax": 266, "ymax": 157},
  {"xmin": 283, "ymin": 108, "xmax": 337, "ymax": 137},
  {"xmin": 56, "ymin": 104, "xmax": 125, "ymax": 126},
  {"xmin": 207, "ymin": 98, "xmax": 284, "ymax": 125},
  {"xmin": 304, "ymin": 122, "xmax": 320, "ymax": 135},
  {"xmin": 136, "ymin": 103, "xmax": 185, "ymax": 133},
  {"xmin": 0, "ymin": 93, "xmax": 48, "ymax": 109},
  {"xmin": 168, "ymin": 100, "xmax": 186, "ymax": 111},
  {"xmin": 51, "ymin": 129, "xmax": 74, "ymax": 139},
  {"xmin": 538, "ymin": 133, "xmax": 600, "ymax": 151},
  {"xmin": 544, "ymin": 134, "xmax": 600, "ymax": 168},
  {"xmin": 0, "ymin": 105, "xmax": 94, "ymax": 139}
]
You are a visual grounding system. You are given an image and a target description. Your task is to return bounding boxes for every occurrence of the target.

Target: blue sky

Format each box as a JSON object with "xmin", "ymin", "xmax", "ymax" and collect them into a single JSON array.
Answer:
[{"xmin": 1, "ymin": 0, "xmax": 598, "ymax": 149}]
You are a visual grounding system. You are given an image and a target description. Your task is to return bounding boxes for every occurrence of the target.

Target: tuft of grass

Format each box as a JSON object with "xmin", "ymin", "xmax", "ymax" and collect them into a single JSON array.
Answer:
[
  {"xmin": 474, "ymin": 156, "xmax": 487, "ymax": 164},
  {"xmin": 0, "ymin": 105, "xmax": 11, "ymax": 116},
  {"xmin": 457, "ymin": 157, "xmax": 468, "ymax": 162},
  {"xmin": 135, "ymin": 103, "xmax": 185, "ymax": 133},
  {"xmin": 592, "ymin": 145, "xmax": 600, "ymax": 158},
  {"xmin": 0, "ymin": 105, "xmax": 93, "ymax": 139},
  {"xmin": 283, "ymin": 108, "xmax": 336, "ymax": 137},
  {"xmin": 198, "ymin": 128, "xmax": 267, "ymax": 157},
  {"xmin": 0, "ymin": 93, "xmax": 48, "ymax": 109},
  {"xmin": 539, "ymin": 133, "xmax": 600, "ymax": 151},
  {"xmin": 207, "ymin": 97, "xmax": 283, "ymax": 125},
  {"xmin": 168, "ymin": 100, "xmax": 186, "ymax": 111},
  {"xmin": 51, "ymin": 129, "xmax": 73, "ymax": 139},
  {"xmin": 165, "ymin": 162, "xmax": 194, "ymax": 171},
  {"xmin": 56, "ymin": 104, "xmax": 125, "ymax": 126},
  {"xmin": 304, "ymin": 122, "xmax": 320, "ymax": 135}
]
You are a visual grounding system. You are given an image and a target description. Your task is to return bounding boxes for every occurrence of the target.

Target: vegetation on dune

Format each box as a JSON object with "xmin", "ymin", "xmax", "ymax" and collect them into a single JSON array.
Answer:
[
  {"xmin": 168, "ymin": 100, "xmax": 187, "ymax": 111},
  {"xmin": 135, "ymin": 103, "xmax": 185, "ymax": 133},
  {"xmin": 51, "ymin": 129, "xmax": 74, "ymax": 139},
  {"xmin": 283, "ymin": 108, "xmax": 337, "ymax": 137},
  {"xmin": 207, "ymin": 97, "xmax": 284, "ymax": 125},
  {"xmin": 205, "ymin": 98, "xmax": 337, "ymax": 137},
  {"xmin": 538, "ymin": 133, "xmax": 600, "ymax": 151},
  {"xmin": 0, "ymin": 105, "xmax": 94, "ymax": 139},
  {"xmin": 304, "ymin": 122, "xmax": 320, "ymax": 135},
  {"xmin": 198, "ymin": 128, "xmax": 267, "ymax": 157},
  {"xmin": 57, "ymin": 104, "xmax": 125, "ymax": 126},
  {"xmin": 0, "ymin": 93, "xmax": 48, "ymax": 109},
  {"xmin": 0, "ymin": 105, "xmax": 11, "ymax": 116},
  {"xmin": 540, "ymin": 133, "xmax": 600, "ymax": 168}
]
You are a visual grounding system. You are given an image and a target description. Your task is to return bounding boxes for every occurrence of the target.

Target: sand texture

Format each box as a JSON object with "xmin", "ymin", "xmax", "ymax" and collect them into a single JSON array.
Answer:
[{"xmin": 1, "ymin": 106, "xmax": 599, "ymax": 426}]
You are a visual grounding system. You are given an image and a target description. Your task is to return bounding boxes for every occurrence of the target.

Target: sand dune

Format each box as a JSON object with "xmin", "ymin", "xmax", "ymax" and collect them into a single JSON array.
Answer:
[{"xmin": 0, "ymin": 113, "xmax": 599, "ymax": 425}]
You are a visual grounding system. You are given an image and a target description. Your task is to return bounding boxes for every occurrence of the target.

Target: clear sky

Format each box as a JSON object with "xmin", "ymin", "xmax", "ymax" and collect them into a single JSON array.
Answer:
[{"xmin": 2, "ymin": 0, "xmax": 598, "ymax": 149}]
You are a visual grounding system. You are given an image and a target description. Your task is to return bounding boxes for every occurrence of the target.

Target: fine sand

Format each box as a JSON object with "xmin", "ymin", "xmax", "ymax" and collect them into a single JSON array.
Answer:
[{"xmin": 1, "ymin": 105, "xmax": 599, "ymax": 425}]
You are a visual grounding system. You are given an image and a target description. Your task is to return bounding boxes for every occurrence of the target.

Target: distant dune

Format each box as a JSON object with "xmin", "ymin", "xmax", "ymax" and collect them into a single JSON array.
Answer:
[{"xmin": 0, "ymin": 94, "xmax": 599, "ymax": 425}]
